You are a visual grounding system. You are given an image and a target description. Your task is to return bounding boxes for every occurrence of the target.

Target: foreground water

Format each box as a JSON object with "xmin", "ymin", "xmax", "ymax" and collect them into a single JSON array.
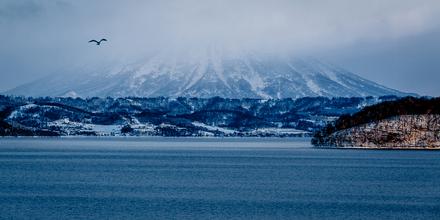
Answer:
[{"xmin": 0, "ymin": 137, "xmax": 439, "ymax": 220}]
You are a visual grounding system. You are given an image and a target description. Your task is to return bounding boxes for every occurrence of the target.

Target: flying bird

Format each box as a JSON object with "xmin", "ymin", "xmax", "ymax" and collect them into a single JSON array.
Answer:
[{"xmin": 88, "ymin": 38, "xmax": 107, "ymax": 45}]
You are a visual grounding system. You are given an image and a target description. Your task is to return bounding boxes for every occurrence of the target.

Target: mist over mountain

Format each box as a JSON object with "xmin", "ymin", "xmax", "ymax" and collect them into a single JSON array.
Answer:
[
  {"xmin": 6, "ymin": 50, "xmax": 407, "ymax": 98},
  {"xmin": 1, "ymin": 1, "xmax": 439, "ymax": 95}
]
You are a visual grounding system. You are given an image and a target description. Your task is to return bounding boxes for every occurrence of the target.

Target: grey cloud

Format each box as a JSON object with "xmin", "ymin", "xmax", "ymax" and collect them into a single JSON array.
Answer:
[
  {"xmin": 0, "ymin": 0, "xmax": 43, "ymax": 21},
  {"xmin": 1, "ymin": 0, "xmax": 440, "ymax": 95}
]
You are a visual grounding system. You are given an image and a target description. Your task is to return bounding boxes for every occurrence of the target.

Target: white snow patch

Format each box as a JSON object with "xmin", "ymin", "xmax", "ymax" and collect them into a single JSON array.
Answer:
[
  {"xmin": 92, "ymin": 125, "xmax": 121, "ymax": 135},
  {"xmin": 251, "ymin": 128, "xmax": 309, "ymax": 135},
  {"xmin": 130, "ymin": 123, "xmax": 156, "ymax": 133},
  {"xmin": 60, "ymin": 90, "xmax": 79, "ymax": 98},
  {"xmin": 306, "ymin": 79, "xmax": 322, "ymax": 95},
  {"xmin": 192, "ymin": 121, "xmax": 236, "ymax": 134},
  {"xmin": 7, "ymin": 104, "xmax": 38, "ymax": 119}
]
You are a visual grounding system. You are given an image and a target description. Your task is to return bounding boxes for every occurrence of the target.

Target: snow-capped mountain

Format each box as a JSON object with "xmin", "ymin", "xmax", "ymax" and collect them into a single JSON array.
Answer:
[{"xmin": 6, "ymin": 51, "xmax": 408, "ymax": 98}]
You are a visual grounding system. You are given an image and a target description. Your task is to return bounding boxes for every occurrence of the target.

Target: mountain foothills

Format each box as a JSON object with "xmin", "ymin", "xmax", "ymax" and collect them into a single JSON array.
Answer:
[
  {"xmin": 0, "ymin": 95, "xmax": 399, "ymax": 137},
  {"xmin": 6, "ymin": 52, "xmax": 408, "ymax": 98},
  {"xmin": 312, "ymin": 97, "xmax": 440, "ymax": 149}
]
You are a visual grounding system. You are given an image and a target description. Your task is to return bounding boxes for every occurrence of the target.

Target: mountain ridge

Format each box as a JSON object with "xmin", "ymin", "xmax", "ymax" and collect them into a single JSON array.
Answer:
[{"xmin": 5, "ymin": 52, "xmax": 410, "ymax": 98}]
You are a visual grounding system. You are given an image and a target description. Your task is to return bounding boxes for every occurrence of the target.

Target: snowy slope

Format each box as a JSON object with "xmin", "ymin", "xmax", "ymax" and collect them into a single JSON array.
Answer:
[{"xmin": 6, "ymin": 51, "xmax": 408, "ymax": 98}]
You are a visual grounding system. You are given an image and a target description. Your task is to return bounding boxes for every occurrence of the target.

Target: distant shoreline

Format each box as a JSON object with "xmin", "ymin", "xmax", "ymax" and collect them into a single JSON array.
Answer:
[
  {"xmin": 315, "ymin": 146, "xmax": 440, "ymax": 150},
  {"xmin": 0, "ymin": 136, "xmax": 310, "ymax": 140},
  {"xmin": 2, "ymin": 136, "xmax": 438, "ymax": 150}
]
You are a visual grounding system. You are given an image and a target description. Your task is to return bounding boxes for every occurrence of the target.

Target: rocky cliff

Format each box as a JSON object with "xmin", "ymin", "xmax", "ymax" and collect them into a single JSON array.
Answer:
[
  {"xmin": 316, "ymin": 114, "xmax": 440, "ymax": 149},
  {"xmin": 312, "ymin": 97, "xmax": 440, "ymax": 149}
]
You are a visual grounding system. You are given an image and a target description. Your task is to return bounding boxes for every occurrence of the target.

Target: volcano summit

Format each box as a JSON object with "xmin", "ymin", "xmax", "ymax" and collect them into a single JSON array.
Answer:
[{"xmin": 7, "ymin": 51, "xmax": 407, "ymax": 98}]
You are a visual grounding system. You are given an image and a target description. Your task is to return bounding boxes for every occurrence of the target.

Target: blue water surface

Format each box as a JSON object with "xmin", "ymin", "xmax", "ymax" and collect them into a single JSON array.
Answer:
[{"xmin": 0, "ymin": 137, "xmax": 439, "ymax": 219}]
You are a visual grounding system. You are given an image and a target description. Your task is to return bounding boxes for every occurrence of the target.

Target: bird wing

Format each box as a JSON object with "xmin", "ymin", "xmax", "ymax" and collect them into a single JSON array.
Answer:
[
  {"xmin": 99, "ymin": 39, "xmax": 108, "ymax": 42},
  {"xmin": 88, "ymin": 40, "xmax": 98, "ymax": 43}
]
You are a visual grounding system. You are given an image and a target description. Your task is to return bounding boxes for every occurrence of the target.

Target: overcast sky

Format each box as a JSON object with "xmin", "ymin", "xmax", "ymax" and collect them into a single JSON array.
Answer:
[{"xmin": 1, "ymin": 0, "xmax": 440, "ymax": 96}]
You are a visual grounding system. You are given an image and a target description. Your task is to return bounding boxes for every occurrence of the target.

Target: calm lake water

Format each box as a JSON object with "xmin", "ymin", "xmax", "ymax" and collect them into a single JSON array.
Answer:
[{"xmin": 0, "ymin": 137, "xmax": 439, "ymax": 220}]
